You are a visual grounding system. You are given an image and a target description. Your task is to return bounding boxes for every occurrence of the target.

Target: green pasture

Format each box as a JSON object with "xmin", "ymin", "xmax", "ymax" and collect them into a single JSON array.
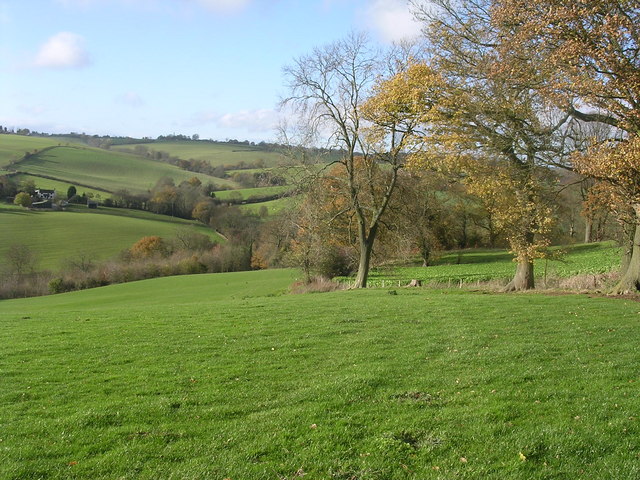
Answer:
[
  {"xmin": 0, "ymin": 134, "xmax": 68, "ymax": 168},
  {"xmin": 361, "ymin": 242, "xmax": 621, "ymax": 287},
  {"xmin": 213, "ymin": 185, "xmax": 290, "ymax": 200},
  {"xmin": 11, "ymin": 173, "xmax": 107, "ymax": 198},
  {"xmin": 0, "ymin": 204, "xmax": 221, "ymax": 270},
  {"xmin": 13, "ymin": 146, "xmax": 234, "ymax": 194},
  {"xmin": 1, "ymin": 270, "xmax": 638, "ymax": 479},
  {"xmin": 239, "ymin": 196, "xmax": 295, "ymax": 215},
  {"xmin": 116, "ymin": 141, "xmax": 287, "ymax": 167}
]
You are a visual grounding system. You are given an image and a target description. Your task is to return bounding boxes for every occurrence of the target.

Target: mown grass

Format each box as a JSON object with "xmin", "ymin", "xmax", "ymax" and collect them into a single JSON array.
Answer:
[
  {"xmin": 116, "ymin": 141, "xmax": 287, "ymax": 167},
  {"xmin": 0, "ymin": 204, "xmax": 221, "ymax": 270},
  {"xmin": 1, "ymin": 270, "xmax": 639, "ymax": 479},
  {"xmin": 14, "ymin": 146, "xmax": 234, "ymax": 194},
  {"xmin": 362, "ymin": 242, "xmax": 621, "ymax": 287}
]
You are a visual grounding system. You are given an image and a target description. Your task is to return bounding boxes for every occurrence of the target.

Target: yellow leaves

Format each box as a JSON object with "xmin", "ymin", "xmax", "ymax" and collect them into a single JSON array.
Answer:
[{"xmin": 574, "ymin": 135, "xmax": 640, "ymax": 208}]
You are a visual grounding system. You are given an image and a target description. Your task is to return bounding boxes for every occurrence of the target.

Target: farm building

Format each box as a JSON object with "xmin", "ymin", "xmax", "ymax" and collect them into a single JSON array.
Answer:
[{"xmin": 35, "ymin": 189, "xmax": 55, "ymax": 200}]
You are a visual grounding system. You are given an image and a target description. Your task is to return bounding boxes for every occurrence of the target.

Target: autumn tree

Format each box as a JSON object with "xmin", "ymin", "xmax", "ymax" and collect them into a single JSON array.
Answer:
[
  {"xmin": 129, "ymin": 236, "xmax": 170, "ymax": 259},
  {"xmin": 407, "ymin": 0, "xmax": 573, "ymax": 290},
  {"xmin": 493, "ymin": 0, "xmax": 640, "ymax": 292}
]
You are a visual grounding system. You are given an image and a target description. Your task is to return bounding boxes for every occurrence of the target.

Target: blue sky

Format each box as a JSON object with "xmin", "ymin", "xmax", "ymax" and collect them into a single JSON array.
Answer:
[{"xmin": 0, "ymin": 0, "xmax": 421, "ymax": 142}]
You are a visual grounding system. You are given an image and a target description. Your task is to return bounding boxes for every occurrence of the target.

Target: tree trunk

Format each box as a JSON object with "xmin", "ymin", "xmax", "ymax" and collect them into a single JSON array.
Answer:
[
  {"xmin": 620, "ymin": 221, "xmax": 635, "ymax": 275},
  {"xmin": 612, "ymin": 208, "xmax": 640, "ymax": 294},
  {"xmin": 504, "ymin": 259, "xmax": 535, "ymax": 291},
  {"xmin": 584, "ymin": 217, "xmax": 592, "ymax": 243},
  {"xmin": 420, "ymin": 240, "xmax": 431, "ymax": 267},
  {"xmin": 353, "ymin": 236, "xmax": 374, "ymax": 288}
]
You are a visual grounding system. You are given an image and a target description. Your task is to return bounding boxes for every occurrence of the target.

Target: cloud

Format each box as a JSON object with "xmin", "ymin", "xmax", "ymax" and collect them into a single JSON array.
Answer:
[
  {"xmin": 363, "ymin": 0, "xmax": 422, "ymax": 43},
  {"xmin": 34, "ymin": 32, "xmax": 91, "ymax": 69},
  {"xmin": 116, "ymin": 91, "xmax": 145, "ymax": 107},
  {"xmin": 191, "ymin": 108, "xmax": 278, "ymax": 133}
]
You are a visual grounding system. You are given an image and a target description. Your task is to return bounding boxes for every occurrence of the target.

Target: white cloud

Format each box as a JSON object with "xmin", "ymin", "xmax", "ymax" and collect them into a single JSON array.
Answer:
[
  {"xmin": 34, "ymin": 32, "xmax": 91, "ymax": 69},
  {"xmin": 191, "ymin": 108, "xmax": 278, "ymax": 133},
  {"xmin": 116, "ymin": 91, "xmax": 145, "ymax": 107},
  {"xmin": 363, "ymin": 0, "xmax": 422, "ymax": 43}
]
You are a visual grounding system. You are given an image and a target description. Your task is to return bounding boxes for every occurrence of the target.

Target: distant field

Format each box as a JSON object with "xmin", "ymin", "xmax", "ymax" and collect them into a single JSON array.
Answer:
[
  {"xmin": 360, "ymin": 242, "xmax": 621, "ymax": 287},
  {"xmin": 12, "ymin": 146, "xmax": 234, "ymax": 193},
  {"xmin": 239, "ymin": 196, "xmax": 294, "ymax": 215},
  {"xmin": 0, "ymin": 204, "xmax": 221, "ymax": 270},
  {"xmin": 0, "ymin": 134, "xmax": 68, "ymax": 168},
  {"xmin": 115, "ymin": 141, "xmax": 287, "ymax": 167},
  {"xmin": 1, "ymin": 271, "xmax": 638, "ymax": 478}
]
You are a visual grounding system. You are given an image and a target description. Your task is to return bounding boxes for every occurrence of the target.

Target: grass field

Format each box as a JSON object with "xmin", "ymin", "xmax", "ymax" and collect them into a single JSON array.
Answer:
[
  {"xmin": 0, "ymin": 135, "xmax": 69, "ymax": 168},
  {"xmin": 0, "ymin": 269, "xmax": 638, "ymax": 479},
  {"xmin": 0, "ymin": 204, "xmax": 221, "ymax": 270},
  {"xmin": 115, "ymin": 141, "xmax": 287, "ymax": 167},
  {"xmin": 213, "ymin": 185, "xmax": 290, "ymax": 201},
  {"xmin": 12, "ymin": 146, "xmax": 234, "ymax": 193},
  {"xmin": 239, "ymin": 196, "xmax": 295, "ymax": 215},
  {"xmin": 361, "ymin": 242, "xmax": 621, "ymax": 288}
]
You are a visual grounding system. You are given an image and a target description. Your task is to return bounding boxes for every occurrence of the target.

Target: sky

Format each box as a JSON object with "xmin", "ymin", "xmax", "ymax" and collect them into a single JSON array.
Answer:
[{"xmin": 0, "ymin": 0, "xmax": 422, "ymax": 142}]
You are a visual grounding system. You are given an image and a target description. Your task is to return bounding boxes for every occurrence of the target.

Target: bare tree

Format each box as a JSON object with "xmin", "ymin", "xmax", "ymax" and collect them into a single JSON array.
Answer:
[{"xmin": 281, "ymin": 33, "xmax": 425, "ymax": 287}]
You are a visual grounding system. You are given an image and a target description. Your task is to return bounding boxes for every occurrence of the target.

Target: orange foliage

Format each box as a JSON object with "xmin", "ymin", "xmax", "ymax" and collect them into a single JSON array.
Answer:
[{"xmin": 130, "ymin": 236, "xmax": 168, "ymax": 259}]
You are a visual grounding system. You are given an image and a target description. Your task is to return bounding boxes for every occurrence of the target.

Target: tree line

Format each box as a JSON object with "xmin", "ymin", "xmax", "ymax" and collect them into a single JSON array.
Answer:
[{"xmin": 278, "ymin": 0, "xmax": 639, "ymax": 292}]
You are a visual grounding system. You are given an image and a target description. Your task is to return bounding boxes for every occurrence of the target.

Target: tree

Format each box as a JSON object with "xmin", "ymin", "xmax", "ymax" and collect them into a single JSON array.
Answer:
[
  {"xmin": 495, "ymin": 0, "xmax": 640, "ymax": 292},
  {"xmin": 129, "ymin": 236, "xmax": 169, "ymax": 259},
  {"xmin": 282, "ymin": 34, "xmax": 424, "ymax": 287},
  {"xmin": 19, "ymin": 179, "xmax": 36, "ymax": 196},
  {"xmin": 4, "ymin": 244, "xmax": 38, "ymax": 277},
  {"xmin": 67, "ymin": 185, "xmax": 77, "ymax": 200},
  {"xmin": 0, "ymin": 176, "xmax": 17, "ymax": 200},
  {"xmin": 14, "ymin": 192, "xmax": 32, "ymax": 208},
  {"xmin": 408, "ymin": 0, "xmax": 572, "ymax": 290}
]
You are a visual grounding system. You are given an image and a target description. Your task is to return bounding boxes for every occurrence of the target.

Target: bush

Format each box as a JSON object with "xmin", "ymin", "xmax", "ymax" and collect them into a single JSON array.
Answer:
[
  {"xmin": 314, "ymin": 245, "xmax": 354, "ymax": 279},
  {"xmin": 49, "ymin": 277, "xmax": 75, "ymax": 294}
]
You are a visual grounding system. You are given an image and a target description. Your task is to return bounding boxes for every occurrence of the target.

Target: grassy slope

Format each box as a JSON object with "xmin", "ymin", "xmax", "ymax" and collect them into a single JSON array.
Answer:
[
  {"xmin": 0, "ymin": 134, "xmax": 68, "ymax": 168},
  {"xmin": 0, "ymin": 270, "xmax": 638, "ymax": 479},
  {"xmin": 14, "ymin": 146, "xmax": 234, "ymax": 193},
  {"xmin": 0, "ymin": 204, "xmax": 220, "ymax": 270},
  {"xmin": 115, "ymin": 141, "xmax": 286, "ymax": 167}
]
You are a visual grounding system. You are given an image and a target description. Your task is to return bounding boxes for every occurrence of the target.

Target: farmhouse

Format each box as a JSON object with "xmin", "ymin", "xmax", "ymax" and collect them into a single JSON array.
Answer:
[{"xmin": 35, "ymin": 189, "xmax": 55, "ymax": 200}]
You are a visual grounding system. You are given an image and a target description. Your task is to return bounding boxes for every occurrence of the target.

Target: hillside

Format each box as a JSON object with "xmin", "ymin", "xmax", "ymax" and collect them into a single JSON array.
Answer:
[
  {"xmin": 0, "ymin": 271, "xmax": 638, "ymax": 479},
  {"xmin": 9, "ymin": 145, "xmax": 234, "ymax": 194},
  {"xmin": 0, "ymin": 204, "xmax": 221, "ymax": 270},
  {"xmin": 114, "ymin": 140, "xmax": 287, "ymax": 168},
  {"xmin": 0, "ymin": 134, "xmax": 71, "ymax": 168}
]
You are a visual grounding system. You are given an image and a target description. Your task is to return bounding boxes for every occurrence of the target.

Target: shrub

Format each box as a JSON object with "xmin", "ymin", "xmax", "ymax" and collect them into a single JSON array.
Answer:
[{"xmin": 130, "ymin": 236, "xmax": 170, "ymax": 259}]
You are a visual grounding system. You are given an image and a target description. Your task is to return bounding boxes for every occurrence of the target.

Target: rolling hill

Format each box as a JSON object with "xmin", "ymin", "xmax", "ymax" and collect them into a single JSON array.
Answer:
[
  {"xmin": 10, "ymin": 145, "xmax": 235, "ymax": 194},
  {"xmin": 114, "ymin": 140, "xmax": 288, "ymax": 168},
  {"xmin": 0, "ymin": 204, "xmax": 221, "ymax": 270}
]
